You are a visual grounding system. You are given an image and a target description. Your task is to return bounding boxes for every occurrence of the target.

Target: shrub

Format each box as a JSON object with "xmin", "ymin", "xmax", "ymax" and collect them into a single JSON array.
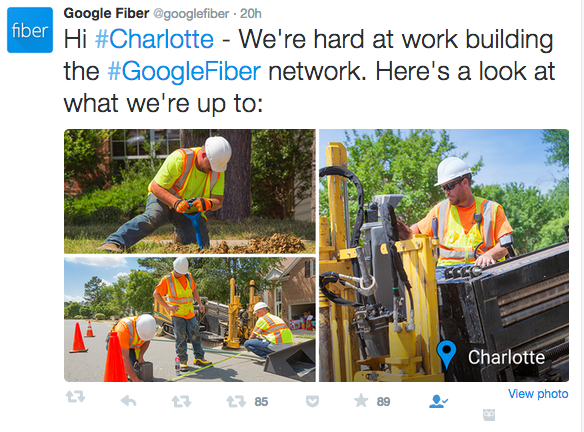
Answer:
[
  {"xmin": 65, "ymin": 145, "xmax": 163, "ymax": 225},
  {"xmin": 94, "ymin": 313, "xmax": 106, "ymax": 321},
  {"xmin": 65, "ymin": 129, "xmax": 112, "ymax": 193},
  {"xmin": 65, "ymin": 175, "xmax": 149, "ymax": 225}
]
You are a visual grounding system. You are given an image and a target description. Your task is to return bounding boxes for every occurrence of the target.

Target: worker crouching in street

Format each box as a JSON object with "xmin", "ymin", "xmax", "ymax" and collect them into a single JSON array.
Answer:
[
  {"xmin": 244, "ymin": 302, "xmax": 294, "ymax": 359},
  {"xmin": 106, "ymin": 314, "xmax": 156, "ymax": 382},
  {"xmin": 153, "ymin": 257, "xmax": 212, "ymax": 371},
  {"xmin": 410, "ymin": 157, "xmax": 513, "ymax": 280},
  {"xmin": 98, "ymin": 136, "xmax": 232, "ymax": 252}
]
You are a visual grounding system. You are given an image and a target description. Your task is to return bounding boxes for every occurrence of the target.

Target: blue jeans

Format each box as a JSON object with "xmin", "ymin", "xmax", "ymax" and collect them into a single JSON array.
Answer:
[
  {"xmin": 104, "ymin": 193, "xmax": 210, "ymax": 248},
  {"xmin": 172, "ymin": 315, "xmax": 205, "ymax": 362},
  {"xmin": 244, "ymin": 338, "xmax": 274, "ymax": 358}
]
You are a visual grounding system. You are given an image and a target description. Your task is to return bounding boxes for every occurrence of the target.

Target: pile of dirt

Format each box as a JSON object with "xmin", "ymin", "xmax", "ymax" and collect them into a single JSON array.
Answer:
[
  {"xmin": 163, "ymin": 241, "xmax": 229, "ymax": 254},
  {"xmin": 233, "ymin": 233, "xmax": 306, "ymax": 254},
  {"xmin": 163, "ymin": 234, "xmax": 305, "ymax": 254}
]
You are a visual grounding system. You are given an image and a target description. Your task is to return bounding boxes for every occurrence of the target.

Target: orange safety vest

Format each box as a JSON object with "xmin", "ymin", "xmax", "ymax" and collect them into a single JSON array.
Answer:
[
  {"xmin": 437, "ymin": 197, "xmax": 498, "ymax": 266},
  {"xmin": 116, "ymin": 317, "xmax": 144, "ymax": 350},
  {"xmin": 168, "ymin": 148, "xmax": 221, "ymax": 199},
  {"xmin": 165, "ymin": 272, "xmax": 196, "ymax": 317}
]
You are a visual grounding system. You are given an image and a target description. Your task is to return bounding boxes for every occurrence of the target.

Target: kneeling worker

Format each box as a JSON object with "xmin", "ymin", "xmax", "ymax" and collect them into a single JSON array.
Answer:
[
  {"xmin": 98, "ymin": 136, "xmax": 232, "ymax": 252},
  {"xmin": 108, "ymin": 314, "xmax": 157, "ymax": 382},
  {"xmin": 244, "ymin": 302, "xmax": 294, "ymax": 358}
]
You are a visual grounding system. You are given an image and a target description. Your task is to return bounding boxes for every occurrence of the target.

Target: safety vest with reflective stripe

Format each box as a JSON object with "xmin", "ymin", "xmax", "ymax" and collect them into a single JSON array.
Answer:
[
  {"xmin": 118, "ymin": 317, "xmax": 144, "ymax": 350},
  {"xmin": 253, "ymin": 313, "xmax": 294, "ymax": 344},
  {"xmin": 169, "ymin": 148, "xmax": 221, "ymax": 200},
  {"xmin": 437, "ymin": 197, "xmax": 498, "ymax": 266},
  {"xmin": 166, "ymin": 272, "xmax": 196, "ymax": 317}
]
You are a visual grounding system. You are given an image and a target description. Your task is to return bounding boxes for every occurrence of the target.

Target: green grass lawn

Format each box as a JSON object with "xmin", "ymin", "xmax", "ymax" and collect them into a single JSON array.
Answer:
[{"xmin": 64, "ymin": 218, "xmax": 315, "ymax": 254}]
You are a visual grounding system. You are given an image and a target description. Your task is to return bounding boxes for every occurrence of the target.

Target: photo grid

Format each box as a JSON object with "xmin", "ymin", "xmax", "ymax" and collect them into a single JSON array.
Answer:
[
  {"xmin": 65, "ymin": 128, "xmax": 568, "ymax": 386},
  {"xmin": 65, "ymin": 129, "xmax": 317, "ymax": 383}
]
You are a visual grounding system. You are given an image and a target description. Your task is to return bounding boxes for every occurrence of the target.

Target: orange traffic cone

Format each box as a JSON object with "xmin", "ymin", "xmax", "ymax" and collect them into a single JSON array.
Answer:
[
  {"xmin": 85, "ymin": 321, "xmax": 95, "ymax": 338},
  {"xmin": 104, "ymin": 332, "xmax": 127, "ymax": 382},
  {"xmin": 69, "ymin": 322, "xmax": 88, "ymax": 353}
]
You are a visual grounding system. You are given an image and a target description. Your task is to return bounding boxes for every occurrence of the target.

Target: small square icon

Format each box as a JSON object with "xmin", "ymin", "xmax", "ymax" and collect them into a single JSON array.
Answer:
[
  {"xmin": 7, "ymin": 7, "xmax": 53, "ymax": 53},
  {"xmin": 483, "ymin": 409, "xmax": 495, "ymax": 421}
]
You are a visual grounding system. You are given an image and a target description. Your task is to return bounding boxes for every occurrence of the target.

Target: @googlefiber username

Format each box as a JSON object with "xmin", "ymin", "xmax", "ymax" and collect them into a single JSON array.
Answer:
[
  {"xmin": 111, "ymin": 61, "xmax": 261, "ymax": 85},
  {"xmin": 154, "ymin": 8, "xmax": 230, "ymax": 20}
]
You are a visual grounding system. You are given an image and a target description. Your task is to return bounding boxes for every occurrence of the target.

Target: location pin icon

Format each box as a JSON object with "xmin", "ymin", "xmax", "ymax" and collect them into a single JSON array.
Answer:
[{"xmin": 437, "ymin": 340, "xmax": 457, "ymax": 371}]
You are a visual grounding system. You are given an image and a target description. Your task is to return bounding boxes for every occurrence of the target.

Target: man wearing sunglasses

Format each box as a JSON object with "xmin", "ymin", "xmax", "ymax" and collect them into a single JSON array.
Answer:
[
  {"xmin": 410, "ymin": 157, "xmax": 513, "ymax": 279},
  {"xmin": 98, "ymin": 136, "xmax": 232, "ymax": 252}
]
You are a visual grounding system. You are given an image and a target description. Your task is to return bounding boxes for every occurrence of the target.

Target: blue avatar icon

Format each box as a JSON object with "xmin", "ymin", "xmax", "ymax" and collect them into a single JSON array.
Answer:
[
  {"xmin": 437, "ymin": 340, "xmax": 457, "ymax": 371},
  {"xmin": 7, "ymin": 7, "xmax": 53, "ymax": 53},
  {"xmin": 429, "ymin": 394, "xmax": 447, "ymax": 408}
]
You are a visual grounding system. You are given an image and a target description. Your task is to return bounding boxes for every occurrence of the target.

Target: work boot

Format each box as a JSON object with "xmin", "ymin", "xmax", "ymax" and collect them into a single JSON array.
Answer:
[
  {"xmin": 97, "ymin": 242, "xmax": 123, "ymax": 253},
  {"xmin": 180, "ymin": 362, "xmax": 188, "ymax": 372},
  {"xmin": 193, "ymin": 358, "xmax": 212, "ymax": 367}
]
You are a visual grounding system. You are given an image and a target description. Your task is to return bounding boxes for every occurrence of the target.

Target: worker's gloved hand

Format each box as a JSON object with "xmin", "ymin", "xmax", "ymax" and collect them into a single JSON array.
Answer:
[
  {"xmin": 173, "ymin": 199, "xmax": 190, "ymax": 213},
  {"xmin": 190, "ymin": 197, "xmax": 213, "ymax": 212},
  {"xmin": 397, "ymin": 220, "xmax": 413, "ymax": 240}
]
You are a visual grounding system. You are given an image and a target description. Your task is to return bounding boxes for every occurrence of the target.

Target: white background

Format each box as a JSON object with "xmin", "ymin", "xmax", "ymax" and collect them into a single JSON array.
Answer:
[{"xmin": 0, "ymin": 1, "xmax": 580, "ymax": 430}]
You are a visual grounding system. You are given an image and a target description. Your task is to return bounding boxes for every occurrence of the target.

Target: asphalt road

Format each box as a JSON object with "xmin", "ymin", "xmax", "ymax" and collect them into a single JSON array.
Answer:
[{"xmin": 64, "ymin": 320, "xmax": 305, "ymax": 383}]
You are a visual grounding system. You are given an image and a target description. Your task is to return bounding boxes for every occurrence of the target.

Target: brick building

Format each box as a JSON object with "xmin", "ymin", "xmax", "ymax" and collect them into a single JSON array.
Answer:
[{"xmin": 263, "ymin": 257, "xmax": 316, "ymax": 327}]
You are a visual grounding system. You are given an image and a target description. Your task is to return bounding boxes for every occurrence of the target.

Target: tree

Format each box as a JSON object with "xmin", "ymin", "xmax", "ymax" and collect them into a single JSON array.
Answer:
[
  {"xmin": 93, "ymin": 301, "xmax": 118, "ymax": 318},
  {"xmin": 126, "ymin": 270, "xmax": 159, "ymax": 313},
  {"xmin": 542, "ymin": 129, "xmax": 568, "ymax": 171},
  {"xmin": 181, "ymin": 129, "xmax": 210, "ymax": 148},
  {"xmin": 66, "ymin": 302, "xmax": 81, "ymax": 318},
  {"xmin": 83, "ymin": 276, "xmax": 112, "ymax": 306},
  {"xmin": 180, "ymin": 129, "xmax": 252, "ymax": 221},
  {"xmin": 79, "ymin": 305, "xmax": 92, "ymax": 317},
  {"xmin": 191, "ymin": 257, "xmax": 282, "ymax": 304},
  {"xmin": 136, "ymin": 257, "xmax": 191, "ymax": 280},
  {"xmin": 320, "ymin": 129, "xmax": 482, "ymax": 227},
  {"xmin": 251, "ymin": 129, "xmax": 315, "ymax": 219},
  {"xmin": 64, "ymin": 129, "xmax": 111, "ymax": 193},
  {"xmin": 215, "ymin": 129, "xmax": 252, "ymax": 221},
  {"xmin": 110, "ymin": 274, "xmax": 130, "ymax": 316},
  {"xmin": 474, "ymin": 181, "xmax": 568, "ymax": 254}
]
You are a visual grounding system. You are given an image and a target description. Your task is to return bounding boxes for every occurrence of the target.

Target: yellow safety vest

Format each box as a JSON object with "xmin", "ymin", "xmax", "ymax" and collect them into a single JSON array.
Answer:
[
  {"xmin": 166, "ymin": 272, "xmax": 196, "ymax": 317},
  {"xmin": 437, "ymin": 197, "xmax": 498, "ymax": 267},
  {"xmin": 116, "ymin": 317, "xmax": 144, "ymax": 350},
  {"xmin": 253, "ymin": 313, "xmax": 294, "ymax": 344},
  {"xmin": 167, "ymin": 148, "xmax": 220, "ymax": 200}
]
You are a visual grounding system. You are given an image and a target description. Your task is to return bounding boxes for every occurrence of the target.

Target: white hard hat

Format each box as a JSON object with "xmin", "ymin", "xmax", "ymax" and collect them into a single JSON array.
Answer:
[
  {"xmin": 435, "ymin": 157, "xmax": 472, "ymax": 186},
  {"xmin": 253, "ymin": 302, "xmax": 269, "ymax": 313},
  {"xmin": 205, "ymin": 136, "xmax": 232, "ymax": 172},
  {"xmin": 136, "ymin": 314, "xmax": 156, "ymax": 341},
  {"xmin": 173, "ymin": 256, "xmax": 189, "ymax": 274}
]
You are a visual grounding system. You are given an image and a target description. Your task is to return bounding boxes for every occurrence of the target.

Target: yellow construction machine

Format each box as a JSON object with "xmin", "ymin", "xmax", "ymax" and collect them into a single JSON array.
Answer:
[
  {"xmin": 223, "ymin": 279, "xmax": 259, "ymax": 349},
  {"xmin": 153, "ymin": 278, "xmax": 259, "ymax": 349},
  {"xmin": 319, "ymin": 142, "xmax": 569, "ymax": 383}
]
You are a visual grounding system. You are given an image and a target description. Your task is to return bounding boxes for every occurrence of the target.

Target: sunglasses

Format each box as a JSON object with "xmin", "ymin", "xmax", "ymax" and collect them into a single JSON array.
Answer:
[{"xmin": 441, "ymin": 178, "xmax": 464, "ymax": 191}]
